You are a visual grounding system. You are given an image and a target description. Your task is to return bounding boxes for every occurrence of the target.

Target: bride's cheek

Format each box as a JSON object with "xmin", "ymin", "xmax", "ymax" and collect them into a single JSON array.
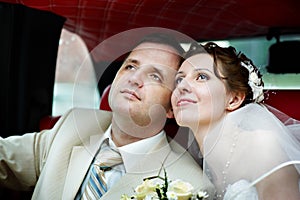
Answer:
[{"xmin": 170, "ymin": 94, "xmax": 177, "ymax": 107}]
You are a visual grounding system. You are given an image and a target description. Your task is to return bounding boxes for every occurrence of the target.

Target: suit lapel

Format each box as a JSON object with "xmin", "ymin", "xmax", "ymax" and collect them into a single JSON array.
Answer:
[{"xmin": 62, "ymin": 134, "xmax": 106, "ymax": 199}]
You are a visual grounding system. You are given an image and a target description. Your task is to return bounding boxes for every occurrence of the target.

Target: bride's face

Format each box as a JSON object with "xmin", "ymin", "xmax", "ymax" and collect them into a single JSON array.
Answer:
[{"xmin": 171, "ymin": 53, "xmax": 231, "ymax": 130}]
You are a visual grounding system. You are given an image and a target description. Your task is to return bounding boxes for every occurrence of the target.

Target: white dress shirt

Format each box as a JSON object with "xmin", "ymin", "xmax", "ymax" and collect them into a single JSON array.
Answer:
[{"xmin": 76, "ymin": 124, "xmax": 165, "ymax": 198}]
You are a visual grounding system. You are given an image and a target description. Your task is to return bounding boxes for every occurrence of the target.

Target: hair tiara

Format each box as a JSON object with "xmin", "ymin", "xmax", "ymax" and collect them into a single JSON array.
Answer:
[{"xmin": 240, "ymin": 60, "xmax": 264, "ymax": 103}]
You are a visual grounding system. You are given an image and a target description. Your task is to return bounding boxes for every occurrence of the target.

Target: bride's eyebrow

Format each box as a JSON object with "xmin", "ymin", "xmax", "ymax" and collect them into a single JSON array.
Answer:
[
  {"xmin": 176, "ymin": 71, "xmax": 185, "ymax": 75},
  {"xmin": 194, "ymin": 68, "xmax": 213, "ymax": 74}
]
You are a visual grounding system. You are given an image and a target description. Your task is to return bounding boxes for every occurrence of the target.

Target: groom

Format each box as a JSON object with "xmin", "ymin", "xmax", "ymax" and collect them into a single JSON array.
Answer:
[{"xmin": 0, "ymin": 33, "xmax": 215, "ymax": 199}]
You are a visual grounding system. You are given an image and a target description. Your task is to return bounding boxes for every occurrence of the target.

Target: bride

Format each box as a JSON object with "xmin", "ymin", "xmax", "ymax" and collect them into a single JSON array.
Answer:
[{"xmin": 171, "ymin": 42, "xmax": 300, "ymax": 199}]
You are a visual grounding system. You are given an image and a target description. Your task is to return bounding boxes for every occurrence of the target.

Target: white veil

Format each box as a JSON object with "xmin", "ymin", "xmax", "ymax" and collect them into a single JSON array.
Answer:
[
  {"xmin": 202, "ymin": 103, "xmax": 300, "ymax": 199},
  {"xmin": 265, "ymin": 104, "xmax": 300, "ymax": 142}
]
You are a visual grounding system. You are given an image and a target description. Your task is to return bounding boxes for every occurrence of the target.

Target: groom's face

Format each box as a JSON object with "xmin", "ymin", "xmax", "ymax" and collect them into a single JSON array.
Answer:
[{"xmin": 109, "ymin": 42, "xmax": 180, "ymax": 136}]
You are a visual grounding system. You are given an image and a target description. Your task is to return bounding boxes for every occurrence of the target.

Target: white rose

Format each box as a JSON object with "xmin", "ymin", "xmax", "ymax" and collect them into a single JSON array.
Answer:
[
  {"xmin": 168, "ymin": 179, "xmax": 194, "ymax": 200},
  {"xmin": 166, "ymin": 191, "xmax": 178, "ymax": 200},
  {"xmin": 135, "ymin": 179, "xmax": 157, "ymax": 200}
]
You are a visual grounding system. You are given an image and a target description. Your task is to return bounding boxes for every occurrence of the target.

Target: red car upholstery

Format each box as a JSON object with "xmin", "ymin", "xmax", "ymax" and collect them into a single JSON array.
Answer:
[
  {"xmin": 264, "ymin": 89, "xmax": 300, "ymax": 121},
  {"xmin": 39, "ymin": 115, "xmax": 61, "ymax": 131}
]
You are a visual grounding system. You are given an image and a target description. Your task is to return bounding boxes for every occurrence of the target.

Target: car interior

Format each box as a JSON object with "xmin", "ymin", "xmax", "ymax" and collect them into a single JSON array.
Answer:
[{"xmin": 1, "ymin": 0, "xmax": 300, "ymax": 199}]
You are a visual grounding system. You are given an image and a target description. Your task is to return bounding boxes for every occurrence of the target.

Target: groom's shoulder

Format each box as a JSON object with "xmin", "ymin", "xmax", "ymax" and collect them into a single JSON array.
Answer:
[
  {"xmin": 62, "ymin": 107, "xmax": 112, "ymax": 121},
  {"xmin": 66, "ymin": 107, "xmax": 112, "ymax": 115},
  {"xmin": 53, "ymin": 108, "xmax": 112, "ymax": 132}
]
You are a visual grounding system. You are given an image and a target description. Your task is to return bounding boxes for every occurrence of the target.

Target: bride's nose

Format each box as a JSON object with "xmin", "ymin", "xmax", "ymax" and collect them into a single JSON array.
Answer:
[{"xmin": 176, "ymin": 78, "xmax": 191, "ymax": 93}]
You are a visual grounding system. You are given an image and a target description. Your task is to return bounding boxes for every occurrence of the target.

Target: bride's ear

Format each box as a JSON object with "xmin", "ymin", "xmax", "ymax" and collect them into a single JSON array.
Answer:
[{"xmin": 226, "ymin": 92, "xmax": 245, "ymax": 111}]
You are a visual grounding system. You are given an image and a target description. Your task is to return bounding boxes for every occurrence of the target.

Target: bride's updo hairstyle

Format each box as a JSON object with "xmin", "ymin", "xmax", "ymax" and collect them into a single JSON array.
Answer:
[{"xmin": 184, "ymin": 42, "xmax": 264, "ymax": 106}]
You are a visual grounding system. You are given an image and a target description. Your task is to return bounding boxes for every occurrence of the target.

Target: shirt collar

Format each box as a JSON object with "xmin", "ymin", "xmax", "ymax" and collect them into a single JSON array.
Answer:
[{"xmin": 103, "ymin": 124, "xmax": 170, "ymax": 172}]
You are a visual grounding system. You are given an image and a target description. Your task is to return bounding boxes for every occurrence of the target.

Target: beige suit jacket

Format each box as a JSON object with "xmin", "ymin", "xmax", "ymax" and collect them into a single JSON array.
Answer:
[{"xmin": 0, "ymin": 108, "xmax": 215, "ymax": 199}]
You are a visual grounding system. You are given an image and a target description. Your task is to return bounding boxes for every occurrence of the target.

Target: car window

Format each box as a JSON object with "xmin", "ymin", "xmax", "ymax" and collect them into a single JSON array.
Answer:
[
  {"xmin": 226, "ymin": 35, "xmax": 300, "ymax": 89},
  {"xmin": 52, "ymin": 29, "xmax": 100, "ymax": 116}
]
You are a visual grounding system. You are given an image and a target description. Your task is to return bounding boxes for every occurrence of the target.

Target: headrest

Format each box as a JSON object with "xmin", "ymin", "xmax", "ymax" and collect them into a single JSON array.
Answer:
[
  {"xmin": 99, "ymin": 85, "xmax": 112, "ymax": 111},
  {"xmin": 267, "ymin": 41, "xmax": 300, "ymax": 73}
]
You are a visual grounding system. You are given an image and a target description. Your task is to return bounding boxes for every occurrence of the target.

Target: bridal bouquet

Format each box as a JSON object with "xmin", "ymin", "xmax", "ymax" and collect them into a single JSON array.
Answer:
[{"xmin": 120, "ymin": 169, "xmax": 209, "ymax": 200}]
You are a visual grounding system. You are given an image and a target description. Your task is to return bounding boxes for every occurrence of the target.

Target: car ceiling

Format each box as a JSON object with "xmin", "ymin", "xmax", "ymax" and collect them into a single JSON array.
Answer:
[{"xmin": 2, "ymin": 0, "xmax": 300, "ymax": 55}]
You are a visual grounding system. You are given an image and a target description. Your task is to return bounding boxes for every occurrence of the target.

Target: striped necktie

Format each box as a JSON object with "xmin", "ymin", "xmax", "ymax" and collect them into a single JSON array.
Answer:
[{"xmin": 81, "ymin": 139, "xmax": 123, "ymax": 199}]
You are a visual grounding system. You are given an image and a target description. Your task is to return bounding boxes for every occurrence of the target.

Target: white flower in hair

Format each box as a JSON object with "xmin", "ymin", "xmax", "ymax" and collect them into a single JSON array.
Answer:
[
  {"xmin": 241, "ymin": 61, "xmax": 264, "ymax": 103},
  {"xmin": 249, "ymin": 72, "xmax": 259, "ymax": 85}
]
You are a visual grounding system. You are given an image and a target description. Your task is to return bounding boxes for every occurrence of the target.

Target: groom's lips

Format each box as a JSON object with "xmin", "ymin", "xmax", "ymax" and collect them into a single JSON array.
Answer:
[{"xmin": 121, "ymin": 89, "xmax": 141, "ymax": 101}]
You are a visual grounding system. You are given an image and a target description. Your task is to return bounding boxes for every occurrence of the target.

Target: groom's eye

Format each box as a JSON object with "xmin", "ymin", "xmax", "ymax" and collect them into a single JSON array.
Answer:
[
  {"xmin": 149, "ymin": 73, "xmax": 162, "ymax": 82},
  {"xmin": 125, "ymin": 65, "xmax": 136, "ymax": 70}
]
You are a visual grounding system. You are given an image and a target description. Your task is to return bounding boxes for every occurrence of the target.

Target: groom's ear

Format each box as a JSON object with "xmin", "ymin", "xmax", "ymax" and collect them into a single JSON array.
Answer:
[
  {"xmin": 226, "ymin": 92, "xmax": 245, "ymax": 111},
  {"xmin": 166, "ymin": 108, "xmax": 175, "ymax": 119}
]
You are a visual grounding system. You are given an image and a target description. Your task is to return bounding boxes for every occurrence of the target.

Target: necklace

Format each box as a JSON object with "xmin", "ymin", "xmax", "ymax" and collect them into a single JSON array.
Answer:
[{"xmin": 216, "ymin": 130, "xmax": 240, "ymax": 199}]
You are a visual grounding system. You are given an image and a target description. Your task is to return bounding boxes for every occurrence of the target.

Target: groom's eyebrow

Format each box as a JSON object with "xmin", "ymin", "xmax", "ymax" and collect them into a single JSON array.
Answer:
[
  {"xmin": 149, "ymin": 65, "xmax": 166, "ymax": 81},
  {"xmin": 125, "ymin": 58, "xmax": 139, "ymax": 65}
]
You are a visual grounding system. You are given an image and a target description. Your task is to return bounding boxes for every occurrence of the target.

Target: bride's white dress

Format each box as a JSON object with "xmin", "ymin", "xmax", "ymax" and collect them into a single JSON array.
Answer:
[
  {"xmin": 224, "ymin": 179, "xmax": 300, "ymax": 200},
  {"xmin": 224, "ymin": 180, "xmax": 258, "ymax": 200},
  {"xmin": 199, "ymin": 103, "xmax": 300, "ymax": 200}
]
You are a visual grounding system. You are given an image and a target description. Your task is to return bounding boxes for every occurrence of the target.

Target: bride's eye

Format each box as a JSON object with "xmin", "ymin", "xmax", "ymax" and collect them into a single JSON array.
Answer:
[
  {"xmin": 196, "ymin": 73, "xmax": 209, "ymax": 81},
  {"xmin": 175, "ymin": 76, "xmax": 183, "ymax": 85}
]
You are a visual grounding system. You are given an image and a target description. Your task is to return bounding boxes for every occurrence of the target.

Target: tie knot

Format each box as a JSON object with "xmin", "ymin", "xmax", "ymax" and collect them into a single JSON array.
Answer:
[{"xmin": 95, "ymin": 139, "xmax": 123, "ymax": 169}]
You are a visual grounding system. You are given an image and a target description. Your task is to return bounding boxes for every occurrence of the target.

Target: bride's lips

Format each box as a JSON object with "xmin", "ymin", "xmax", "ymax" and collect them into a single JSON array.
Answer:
[
  {"xmin": 176, "ymin": 98, "xmax": 197, "ymax": 106},
  {"xmin": 120, "ymin": 89, "xmax": 141, "ymax": 100}
]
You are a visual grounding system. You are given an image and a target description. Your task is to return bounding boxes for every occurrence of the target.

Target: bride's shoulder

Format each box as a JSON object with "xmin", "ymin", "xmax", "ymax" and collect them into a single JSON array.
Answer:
[
  {"xmin": 241, "ymin": 128, "xmax": 279, "ymax": 148},
  {"xmin": 239, "ymin": 129, "xmax": 283, "ymax": 163},
  {"xmin": 224, "ymin": 180, "xmax": 258, "ymax": 200}
]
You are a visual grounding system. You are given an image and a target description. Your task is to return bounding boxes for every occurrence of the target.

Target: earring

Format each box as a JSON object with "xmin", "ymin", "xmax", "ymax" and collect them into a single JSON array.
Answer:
[{"xmin": 227, "ymin": 104, "xmax": 234, "ymax": 111}]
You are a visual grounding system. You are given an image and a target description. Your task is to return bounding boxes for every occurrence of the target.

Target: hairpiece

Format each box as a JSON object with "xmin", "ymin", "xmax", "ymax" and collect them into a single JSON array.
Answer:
[{"xmin": 240, "ymin": 61, "xmax": 264, "ymax": 103}]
